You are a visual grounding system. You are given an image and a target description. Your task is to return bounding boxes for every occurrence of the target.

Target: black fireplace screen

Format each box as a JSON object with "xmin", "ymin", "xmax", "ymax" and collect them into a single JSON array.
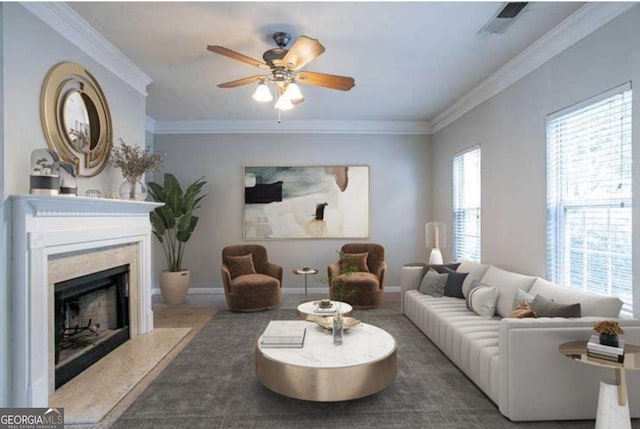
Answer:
[{"xmin": 54, "ymin": 264, "xmax": 130, "ymax": 389}]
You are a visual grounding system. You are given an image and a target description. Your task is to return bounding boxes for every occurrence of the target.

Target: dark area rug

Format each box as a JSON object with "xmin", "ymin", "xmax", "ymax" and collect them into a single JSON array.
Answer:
[{"xmin": 111, "ymin": 308, "xmax": 635, "ymax": 429}]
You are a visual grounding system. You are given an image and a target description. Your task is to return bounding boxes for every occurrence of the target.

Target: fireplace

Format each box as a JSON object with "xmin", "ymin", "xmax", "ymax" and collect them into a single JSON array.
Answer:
[{"xmin": 54, "ymin": 265, "xmax": 130, "ymax": 388}]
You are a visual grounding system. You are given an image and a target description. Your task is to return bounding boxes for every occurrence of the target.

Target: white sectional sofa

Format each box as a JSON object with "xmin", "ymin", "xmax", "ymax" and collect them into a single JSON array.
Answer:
[{"xmin": 401, "ymin": 260, "xmax": 640, "ymax": 421}]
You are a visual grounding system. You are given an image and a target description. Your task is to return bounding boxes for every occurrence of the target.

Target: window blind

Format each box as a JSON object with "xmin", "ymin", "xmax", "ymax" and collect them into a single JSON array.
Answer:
[
  {"xmin": 453, "ymin": 146, "xmax": 481, "ymax": 262},
  {"xmin": 547, "ymin": 83, "xmax": 632, "ymax": 313}
]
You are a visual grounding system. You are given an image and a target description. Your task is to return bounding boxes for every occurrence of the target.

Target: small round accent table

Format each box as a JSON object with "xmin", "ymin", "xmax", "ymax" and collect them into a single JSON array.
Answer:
[
  {"xmin": 296, "ymin": 300, "xmax": 353, "ymax": 319},
  {"xmin": 292, "ymin": 267, "xmax": 318, "ymax": 302},
  {"xmin": 560, "ymin": 341, "xmax": 640, "ymax": 429},
  {"xmin": 256, "ymin": 321, "xmax": 397, "ymax": 401}
]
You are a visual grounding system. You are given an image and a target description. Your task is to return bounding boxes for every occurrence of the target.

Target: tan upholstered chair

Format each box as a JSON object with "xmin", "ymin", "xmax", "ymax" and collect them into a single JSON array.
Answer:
[
  {"xmin": 221, "ymin": 245, "xmax": 282, "ymax": 311},
  {"xmin": 327, "ymin": 243, "xmax": 386, "ymax": 309}
]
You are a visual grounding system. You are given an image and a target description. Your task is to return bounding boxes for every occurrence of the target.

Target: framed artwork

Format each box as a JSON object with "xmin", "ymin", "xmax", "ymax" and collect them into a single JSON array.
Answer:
[{"xmin": 244, "ymin": 165, "xmax": 370, "ymax": 239}]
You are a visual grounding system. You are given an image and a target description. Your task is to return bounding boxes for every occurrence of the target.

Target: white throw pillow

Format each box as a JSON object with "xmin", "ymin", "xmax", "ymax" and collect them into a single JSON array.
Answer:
[
  {"xmin": 468, "ymin": 286, "xmax": 499, "ymax": 319},
  {"xmin": 481, "ymin": 266, "xmax": 536, "ymax": 318},
  {"xmin": 456, "ymin": 259, "xmax": 490, "ymax": 298}
]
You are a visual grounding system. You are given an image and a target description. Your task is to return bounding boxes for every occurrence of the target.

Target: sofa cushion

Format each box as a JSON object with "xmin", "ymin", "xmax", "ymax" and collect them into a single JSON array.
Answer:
[
  {"xmin": 418, "ymin": 268, "xmax": 447, "ymax": 297},
  {"xmin": 443, "ymin": 266, "xmax": 467, "ymax": 298},
  {"xmin": 456, "ymin": 260, "xmax": 490, "ymax": 298},
  {"xmin": 528, "ymin": 278, "xmax": 623, "ymax": 317},
  {"xmin": 481, "ymin": 266, "xmax": 536, "ymax": 318},
  {"xmin": 531, "ymin": 295, "xmax": 581, "ymax": 318},
  {"xmin": 225, "ymin": 253, "xmax": 257, "ymax": 279},
  {"xmin": 468, "ymin": 286, "xmax": 499, "ymax": 319},
  {"xmin": 230, "ymin": 273, "xmax": 279, "ymax": 293}
]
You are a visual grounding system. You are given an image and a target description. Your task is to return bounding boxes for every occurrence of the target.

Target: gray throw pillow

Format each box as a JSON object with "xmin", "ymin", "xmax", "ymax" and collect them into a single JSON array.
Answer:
[
  {"xmin": 443, "ymin": 267, "xmax": 467, "ymax": 299},
  {"xmin": 418, "ymin": 268, "xmax": 448, "ymax": 297},
  {"xmin": 466, "ymin": 279, "xmax": 487, "ymax": 310},
  {"xmin": 531, "ymin": 295, "xmax": 581, "ymax": 318},
  {"xmin": 512, "ymin": 288, "xmax": 536, "ymax": 309}
]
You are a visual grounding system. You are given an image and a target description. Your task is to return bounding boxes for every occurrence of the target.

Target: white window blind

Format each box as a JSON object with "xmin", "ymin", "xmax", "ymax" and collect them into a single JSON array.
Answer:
[
  {"xmin": 547, "ymin": 83, "xmax": 632, "ymax": 313},
  {"xmin": 453, "ymin": 147, "xmax": 481, "ymax": 262}
]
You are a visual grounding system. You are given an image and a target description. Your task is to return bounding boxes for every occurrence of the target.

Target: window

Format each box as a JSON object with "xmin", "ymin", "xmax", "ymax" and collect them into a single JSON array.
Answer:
[
  {"xmin": 453, "ymin": 147, "xmax": 481, "ymax": 262},
  {"xmin": 547, "ymin": 83, "xmax": 632, "ymax": 313}
]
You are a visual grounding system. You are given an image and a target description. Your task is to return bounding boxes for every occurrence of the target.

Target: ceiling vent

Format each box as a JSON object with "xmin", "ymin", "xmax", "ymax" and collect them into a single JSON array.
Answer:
[{"xmin": 479, "ymin": 2, "xmax": 528, "ymax": 34}]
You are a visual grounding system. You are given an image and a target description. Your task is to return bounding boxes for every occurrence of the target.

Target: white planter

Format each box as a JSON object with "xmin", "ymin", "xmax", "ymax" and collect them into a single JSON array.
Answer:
[{"xmin": 160, "ymin": 270, "xmax": 190, "ymax": 304}]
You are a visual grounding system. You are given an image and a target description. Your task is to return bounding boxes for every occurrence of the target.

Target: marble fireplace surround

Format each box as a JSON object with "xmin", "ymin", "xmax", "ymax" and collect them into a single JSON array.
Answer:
[{"xmin": 10, "ymin": 195, "xmax": 161, "ymax": 407}]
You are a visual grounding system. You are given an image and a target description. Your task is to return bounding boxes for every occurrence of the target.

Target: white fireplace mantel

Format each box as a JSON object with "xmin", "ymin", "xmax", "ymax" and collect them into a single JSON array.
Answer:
[{"xmin": 10, "ymin": 195, "xmax": 162, "ymax": 407}]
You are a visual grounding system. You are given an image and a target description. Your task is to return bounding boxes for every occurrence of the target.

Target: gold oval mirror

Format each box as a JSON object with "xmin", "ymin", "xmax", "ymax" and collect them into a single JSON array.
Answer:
[{"xmin": 41, "ymin": 62, "xmax": 112, "ymax": 177}]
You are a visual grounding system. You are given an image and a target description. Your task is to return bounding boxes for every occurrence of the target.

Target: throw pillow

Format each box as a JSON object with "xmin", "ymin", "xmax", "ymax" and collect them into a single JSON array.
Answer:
[
  {"xmin": 512, "ymin": 288, "xmax": 536, "ymax": 309},
  {"xmin": 509, "ymin": 300, "xmax": 537, "ymax": 318},
  {"xmin": 468, "ymin": 286, "xmax": 499, "ymax": 319},
  {"xmin": 429, "ymin": 263, "xmax": 461, "ymax": 274},
  {"xmin": 465, "ymin": 279, "xmax": 487, "ymax": 310},
  {"xmin": 225, "ymin": 254, "xmax": 257, "ymax": 279},
  {"xmin": 531, "ymin": 295, "xmax": 581, "ymax": 318},
  {"xmin": 442, "ymin": 267, "xmax": 468, "ymax": 299},
  {"xmin": 341, "ymin": 252, "xmax": 370, "ymax": 273},
  {"xmin": 418, "ymin": 268, "xmax": 448, "ymax": 297}
]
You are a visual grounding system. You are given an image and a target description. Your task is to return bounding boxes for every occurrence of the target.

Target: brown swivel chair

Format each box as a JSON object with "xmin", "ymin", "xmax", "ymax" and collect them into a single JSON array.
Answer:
[
  {"xmin": 327, "ymin": 243, "xmax": 386, "ymax": 309},
  {"xmin": 221, "ymin": 245, "xmax": 282, "ymax": 311}
]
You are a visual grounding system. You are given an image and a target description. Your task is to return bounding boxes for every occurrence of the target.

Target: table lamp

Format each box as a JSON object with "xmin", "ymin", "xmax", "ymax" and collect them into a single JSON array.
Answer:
[{"xmin": 425, "ymin": 222, "xmax": 446, "ymax": 264}]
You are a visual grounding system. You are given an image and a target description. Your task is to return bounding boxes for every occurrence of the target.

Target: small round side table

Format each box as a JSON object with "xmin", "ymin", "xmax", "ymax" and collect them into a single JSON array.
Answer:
[
  {"xmin": 292, "ymin": 267, "xmax": 318, "ymax": 302},
  {"xmin": 560, "ymin": 340, "xmax": 640, "ymax": 429}
]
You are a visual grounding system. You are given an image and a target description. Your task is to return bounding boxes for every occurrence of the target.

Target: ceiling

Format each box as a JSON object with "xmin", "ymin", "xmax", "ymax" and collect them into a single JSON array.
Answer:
[{"xmin": 70, "ymin": 2, "xmax": 583, "ymax": 124}]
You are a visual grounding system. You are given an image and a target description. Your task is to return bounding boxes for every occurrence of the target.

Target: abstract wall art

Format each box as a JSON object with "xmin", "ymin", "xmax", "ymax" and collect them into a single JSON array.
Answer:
[{"xmin": 243, "ymin": 165, "xmax": 370, "ymax": 239}]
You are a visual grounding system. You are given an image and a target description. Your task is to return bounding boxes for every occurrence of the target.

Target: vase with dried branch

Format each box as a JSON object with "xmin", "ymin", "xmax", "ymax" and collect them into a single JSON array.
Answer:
[{"xmin": 109, "ymin": 138, "xmax": 165, "ymax": 200}]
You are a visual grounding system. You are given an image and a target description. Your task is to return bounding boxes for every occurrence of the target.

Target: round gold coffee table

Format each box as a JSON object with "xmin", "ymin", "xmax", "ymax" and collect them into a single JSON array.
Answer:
[{"xmin": 256, "ymin": 321, "xmax": 397, "ymax": 401}]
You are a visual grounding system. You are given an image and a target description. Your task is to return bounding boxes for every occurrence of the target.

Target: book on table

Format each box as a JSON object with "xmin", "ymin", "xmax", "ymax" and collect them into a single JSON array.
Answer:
[
  {"xmin": 586, "ymin": 335, "xmax": 625, "ymax": 357},
  {"xmin": 260, "ymin": 321, "xmax": 307, "ymax": 348},
  {"xmin": 587, "ymin": 350, "xmax": 624, "ymax": 363}
]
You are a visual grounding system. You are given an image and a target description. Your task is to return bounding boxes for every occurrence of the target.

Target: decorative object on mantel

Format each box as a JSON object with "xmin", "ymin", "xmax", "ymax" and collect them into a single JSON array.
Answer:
[
  {"xmin": 109, "ymin": 138, "xmax": 165, "ymax": 201},
  {"xmin": 85, "ymin": 189, "xmax": 102, "ymax": 198},
  {"xmin": 594, "ymin": 320, "xmax": 624, "ymax": 348},
  {"xmin": 30, "ymin": 148, "xmax": 60, "ymax": 195},
  {"xmin": 148, "ymin": 173, "xmax": 207, "ymax": 304},
  {"xmin": 40, "ymin": 62, "xmax": 112, "ymax": 177},
  {"xmin": 425, "ymin": 221, "xmax": 446, "ymax": 264},
  {"xmin": 58, "ymin": 162, "xmax": 77, "ymax": 196}
]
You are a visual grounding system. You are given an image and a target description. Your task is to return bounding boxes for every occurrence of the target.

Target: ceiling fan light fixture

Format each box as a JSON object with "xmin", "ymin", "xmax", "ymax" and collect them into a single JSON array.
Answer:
[
  {"xmin": 252, "ymin": 80, "xmax": 273, "ymax": 102},
  {"xmin": 274, "ymin": 94, "xmax": 294, "ymax": 111},
  {"xmin": 284, "ymin": 82, "xmax": 304, "ymax": 103}
]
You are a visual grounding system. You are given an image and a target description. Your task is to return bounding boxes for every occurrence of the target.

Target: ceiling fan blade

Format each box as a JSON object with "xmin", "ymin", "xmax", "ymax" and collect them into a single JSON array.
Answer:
[
  {"xmin": 282, "ymin": 36, "xmax": 325, "ymax": 71},
  {"xmin": 296, "ymin": 71, "xmax": 355, "ymax": 91},
  {"xmin": 217, "ymin": 75, "xmax": 267, "ymax": 89},
  {"xmin": 207, "ymin": 45, "xmax": 270, "ymax": 69}
]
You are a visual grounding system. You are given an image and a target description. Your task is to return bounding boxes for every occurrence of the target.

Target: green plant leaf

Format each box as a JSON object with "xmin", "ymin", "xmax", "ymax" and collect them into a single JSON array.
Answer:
[
  {"xmin": 147, "ymin": 181, "xmax": 165, "ymax": 202},
  {"xmin": 177, "ymin": 213, "xmax": 192, "ymax": 232},
  {"xmin": 164, "ymin": 173, "xmax": 182, "ymax": 194},
  {"xmin": 149, "ymin": 211, "xmax": 166, "ymax": 236},
  {"xmin": 158, "ymin": 205, "xmax": 176, "ymax": 229},
  {"xmin": 176, "ymin": 231, "xmax": 192, "ymax": 242}
]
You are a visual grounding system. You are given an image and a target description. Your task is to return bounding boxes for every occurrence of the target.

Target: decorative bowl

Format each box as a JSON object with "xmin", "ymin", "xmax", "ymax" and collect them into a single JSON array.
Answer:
[{"xmin": 314, "ymin": 316, "xmax": 361, "ymax": 331}]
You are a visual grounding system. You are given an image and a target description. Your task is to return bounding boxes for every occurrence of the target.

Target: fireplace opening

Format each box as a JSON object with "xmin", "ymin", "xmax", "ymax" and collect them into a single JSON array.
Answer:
[{"xmin": 54, "ymin": 264, "xmax": 130, "ymax": 389}]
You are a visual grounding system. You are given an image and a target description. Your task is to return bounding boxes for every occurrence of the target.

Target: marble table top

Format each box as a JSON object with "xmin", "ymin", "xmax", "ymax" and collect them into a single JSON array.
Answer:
[
  {"xmin": 258, "ymin": 320, "xmax": 396, "ymax": 369},
  {"xmin": 297, "ymin": 300, "xmax": 353, "ymax": 316}
]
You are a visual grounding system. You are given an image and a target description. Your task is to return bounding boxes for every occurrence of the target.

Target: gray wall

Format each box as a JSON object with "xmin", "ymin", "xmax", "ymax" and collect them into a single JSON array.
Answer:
[
  {"xmin": 1, "ymin": 4, "xmax": 148, "ymax": 406},
  {"xmin": 153, "ymin": 133, "xmax": 431, "ymax": 291},
  {"xmin": 431, "ymin": 6, "xmax": 640, "ymax": 315}
]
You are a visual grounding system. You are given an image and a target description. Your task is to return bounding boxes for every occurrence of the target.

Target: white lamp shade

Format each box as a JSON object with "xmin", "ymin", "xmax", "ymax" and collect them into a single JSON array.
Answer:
[
  {"xmin": 274, "ymin": 94, "xmax": 294, "ymax": 111},
  {"xmin": 284, "ymin": 82, "xmax": 304, "ymax": 103},
  {"xmin": 252, "ymin": 82, "xmax": 273, "ymax": 102}
]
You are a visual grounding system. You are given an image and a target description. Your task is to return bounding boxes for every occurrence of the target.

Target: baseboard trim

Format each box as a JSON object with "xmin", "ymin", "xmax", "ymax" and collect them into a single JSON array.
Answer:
[{"xmin": 151, "ymin": 286, "xmax": 400, "ymax": 296}]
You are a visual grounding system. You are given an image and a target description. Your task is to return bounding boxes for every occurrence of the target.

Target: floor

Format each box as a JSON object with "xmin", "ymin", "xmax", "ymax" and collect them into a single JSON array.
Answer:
[{"xmin": 83, "ymin": 291, "xmax": 400, "ymax": 428}]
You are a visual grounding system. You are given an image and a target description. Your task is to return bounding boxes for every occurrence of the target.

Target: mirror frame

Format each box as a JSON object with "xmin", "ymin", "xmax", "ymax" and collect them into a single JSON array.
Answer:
[{"xmin": 41, "ymin": 62, "xmax": 112, "ymax": 177}]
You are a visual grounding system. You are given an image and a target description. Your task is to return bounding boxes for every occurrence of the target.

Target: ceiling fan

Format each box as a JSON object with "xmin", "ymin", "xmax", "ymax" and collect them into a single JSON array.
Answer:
[{"xmin": 207, "ymin": 32, "xmax": 355, "ymax": 112}]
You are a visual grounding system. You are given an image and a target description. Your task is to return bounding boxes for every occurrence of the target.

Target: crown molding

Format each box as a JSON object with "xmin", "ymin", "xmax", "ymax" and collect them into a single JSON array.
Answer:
[
  {"xmin": 152, "ymin": 120, "xmax": 432, "ymax": 135},
  {"xmin": 431, "ymin": 2, "xmax": 637, "ymax": 133},
  {"xmin": 21, "ymin": 2, "xmax": 152, "ymax": 96}
]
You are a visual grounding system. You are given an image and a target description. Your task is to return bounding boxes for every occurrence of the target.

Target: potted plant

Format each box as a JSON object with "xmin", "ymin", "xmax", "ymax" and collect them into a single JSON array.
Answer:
[
  {"xmin": 593, "ymin": 320, "xmax": 624, "ymax": 347},
  {"xmin": 148, "ymin": 173, "xmax": 207, "ymax": 304},
  {"xmin": 110, "ymin": 138, "xmax": 165, "ymax": 200}
]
